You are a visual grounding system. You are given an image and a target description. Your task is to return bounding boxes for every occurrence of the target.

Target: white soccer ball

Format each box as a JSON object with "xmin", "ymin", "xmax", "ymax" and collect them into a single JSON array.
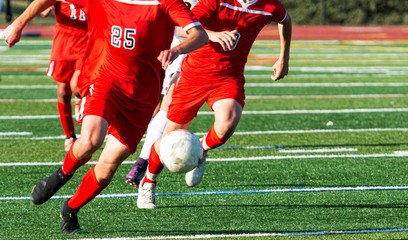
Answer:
[{"xmin": 159, "ymin": 130, "xmax": 203, "ymax": 173}]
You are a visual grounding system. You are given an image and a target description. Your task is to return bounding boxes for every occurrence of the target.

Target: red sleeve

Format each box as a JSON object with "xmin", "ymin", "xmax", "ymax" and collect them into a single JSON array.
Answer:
[
  {"xmin": 191, "ymin": 0, "xmax": 218, "ymax": 25},
  {"xmin": 270, "ymin": 0, "xmax": 287, "ymax": 23},
  {"xmin": 165, "ymin": 0, "xmax": 200, "ymax": 28}
]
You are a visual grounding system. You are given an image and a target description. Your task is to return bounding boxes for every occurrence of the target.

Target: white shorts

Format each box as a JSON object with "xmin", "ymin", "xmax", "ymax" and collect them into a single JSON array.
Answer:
[{"xmin": 161, "ymin": 53, "xmax": 186, "ymax": 95}]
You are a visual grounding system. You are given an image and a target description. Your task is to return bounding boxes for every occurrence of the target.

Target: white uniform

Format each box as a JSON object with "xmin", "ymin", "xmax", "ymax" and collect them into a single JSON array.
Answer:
[{"xmin": 161, "ymin": 0, "xmax": 199, "ymax": 94}]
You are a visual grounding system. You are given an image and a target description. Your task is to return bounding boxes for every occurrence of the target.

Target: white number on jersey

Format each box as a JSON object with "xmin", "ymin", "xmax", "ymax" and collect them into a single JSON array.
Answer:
[{"xmin": 68, "ymin": 3, "xmax": 86, "ymax": 21}]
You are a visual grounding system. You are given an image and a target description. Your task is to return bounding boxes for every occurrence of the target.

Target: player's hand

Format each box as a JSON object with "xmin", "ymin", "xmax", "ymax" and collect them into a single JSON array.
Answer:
[
  {"xmin": 40, "ymin": 6, "xmax": 53, "ymax": 18},
  {"xmin": 271, "ymin": 58, "xmax": 289, "ymax": 81},
  {"xmin": 208, "ymin": 29, "xmax": 238, "ymax": 51},
  {"xmin": 3, "ymin": 21, "xmax": 24, "ymax": 48},
  {"xmin": 157, "ymin": 49, "xmax": 180, "ymax": 70}
]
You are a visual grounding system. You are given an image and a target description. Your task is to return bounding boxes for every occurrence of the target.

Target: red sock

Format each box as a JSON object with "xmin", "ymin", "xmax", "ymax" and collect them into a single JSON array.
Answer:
[
  {"xmin": 57, "ymin": 101, "xmax": 75, "ymax": 138},
  {"xmin": 148, "ymin": 144, "xmax": 164, "ymax": 175},
  {"xmin": 67, "ymin": 165, "xmax": 108, "ymax": 210},
  {"xmin": 202, "ymin": 125, "xmax": 228, "ymax": 151},
  {"xmin": 62, "ymin": 145, "xmax": 92, "ymax": 175},
  {"xmin": 141, "ymin": 144, "xmax": 164, "ymax": 186}
]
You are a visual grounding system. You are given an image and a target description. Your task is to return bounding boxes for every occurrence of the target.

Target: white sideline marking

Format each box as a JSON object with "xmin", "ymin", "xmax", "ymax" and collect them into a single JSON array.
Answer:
[
  {"xmin": 246, "ymin": 82, "xmax": 408, "ymax": 87},
  {"xmin": 246, "ymin": 74, "xmax": 408, "ymax": 78},
  {"xmin": 1, "ymin": 151, "xmax": 408, "ymax": 166},
  {"xmin": 3, "ymin": 82, "xmax": 408, "ymax": 89},
  {"xmin": 2, "ymin": 94, "xmax": 408, "ymax": 102},
  {"xmin": 2, "ymin": 108, "xmax": 408, "ymax": 120},
  {"xmin": 2, "ymin": 128, "xmax": 408, "ymax": 140},
  {"xmin": 279, "ymin": 148, "xmax": 357, "ymax": 153},
  {"xmin": 0, "ymin": 85, "xmax": 56, "ymax": 89},
  {"xmin": 2, "ymin": 186, "xmax": 408, "ymax": 201},
  {"xmin": 63, "ymin": 227, "xmax": 408, "ymax": 239},
  {"xmin": 208, "ymin": 152, "xmax": 408, "ymax": 162},
  {"xmin": 0, "ymin": 115, "xmax": 59, "ymax": 119},
  {"xmin": 0, "ymin": 99, "xmax": 57, "ymax": 102},
  {"xmin": 0, "ymin": 132, "xmax": 32, "ymax": 136},
  {"xmin": 245, "ymin": 66, "xmax": 408, "ymax": 73},
  {"xmin": 246, "ymin": 94, "xmax": 408, "ymax": 99}
]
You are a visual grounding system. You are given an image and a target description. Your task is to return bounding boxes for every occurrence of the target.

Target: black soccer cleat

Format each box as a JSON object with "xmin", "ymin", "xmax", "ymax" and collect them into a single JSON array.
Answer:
[
  {"xmin": 61, "ymin": 200, "xmax": 84, "ymax": 234},
  {"xmin": 30, "ymin": 167, "xmax": 73, "ymax": 205}
]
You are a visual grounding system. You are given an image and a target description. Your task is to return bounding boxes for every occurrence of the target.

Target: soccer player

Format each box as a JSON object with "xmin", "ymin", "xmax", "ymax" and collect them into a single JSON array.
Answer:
[
  {"xmin": 4, "ymin": 0, "xmax": 208, "ymax": 234},
  {"xmin": 136, "ymin": 0, "xmax": 292, "ymax": 209},
  {"xmin": 43, "ymin": 0, "xmax": 88, "ymax": 151},
  {"xmin": 125, "ymin": 0, "xmax": 199, "ymax": 188}
]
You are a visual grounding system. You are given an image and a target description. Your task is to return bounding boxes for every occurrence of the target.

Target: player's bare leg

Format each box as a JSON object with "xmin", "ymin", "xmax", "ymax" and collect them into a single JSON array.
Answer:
[
  {"xmin": 62, "ymin": 134, "xmax": 131, "ymax": 233},
  {"xmin": 185, "ymin": 99, "xmax": 242, "ymax": 187},
  {"xmin": 31, "ymin": 115, "xmax": 108, "ymax": 205}
]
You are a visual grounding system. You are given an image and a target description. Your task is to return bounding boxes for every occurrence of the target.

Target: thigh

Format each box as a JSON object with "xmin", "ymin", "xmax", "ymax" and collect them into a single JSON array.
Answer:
[
  {"xmin": 213, "ymin": 98, "xmax": 243, "ymax": 126},
  {"xmin": 167, "ymin": 75, "xmax": 208, "ymax": 124}
]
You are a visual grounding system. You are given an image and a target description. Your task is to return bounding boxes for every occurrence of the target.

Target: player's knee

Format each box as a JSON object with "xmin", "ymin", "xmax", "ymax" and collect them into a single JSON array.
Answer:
[{"xmin": 77, "ymin": 137, "xmax": 104, "ymax": 155}]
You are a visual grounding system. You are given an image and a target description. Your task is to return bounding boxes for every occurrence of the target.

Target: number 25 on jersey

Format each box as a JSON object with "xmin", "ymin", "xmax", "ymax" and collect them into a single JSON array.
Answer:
[{"xmin": 111, "ymin": 25, "xmax": 136, "ymax": 50}]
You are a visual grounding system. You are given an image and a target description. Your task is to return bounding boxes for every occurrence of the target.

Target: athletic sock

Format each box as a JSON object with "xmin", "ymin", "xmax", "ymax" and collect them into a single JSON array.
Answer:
[
  {"xmin": 62, "ymin": 144, "xmax": 92, "ymax": 176},
  {"xmin": 67, "ymin": 165, "xmax": 108, "ymax": 210},
  {"xmin": 139, "ymin": 110, "xmax": 168, "ymax": 160},
  {"xmin": 201, "ymin": 125, "xmax": 228, "ymax": 151},
  {"xmin": 57, "ymin": 101, "xmax": 75, "ymax": 138},
  {"xmin": 144, "ymin": 144, "xmax": 164, "ymax": 184}
]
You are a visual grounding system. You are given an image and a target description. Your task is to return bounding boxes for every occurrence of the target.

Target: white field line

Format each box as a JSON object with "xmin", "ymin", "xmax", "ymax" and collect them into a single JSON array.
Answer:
[
  {"xmin": 1, "ymin": 73, "xmax": 403, "ymax": 79},
  {"xmin": 271, "ymin": 53, "xmax": 408, "ymax": 58},
  {"xmin": 0, "ymin": 99, "xmax": 57, "ymax": 102},
  {"xmin": 246, "ymin": 94, "xmax": 408, "ymax": 99},
  {"xmin": 1, "ymin": 151, "xmax": 408, "ymax": 166},
  {"xmin": 245, "ymin": 66, "xmax": 408, "ymax": 73},
  {"xmin": 0, "ymin": 75, "xmax": 49, "ymax": 79},
  {"xmin": 279, "ymin": 148, "xmax": 358, "ymax": 153},
  {"xmin": 0, "ymin": 55, "xmax": 49, "ymax": 59},
  {"xmin": 56, "ymin": 227, "xmax": 408, "ymax": 239},
  {"xmin": 0, "ymin": 132, "xmax": 32, "ymax": 136},
  {"xmin": 0, "ymin": 85, "xmax": 56, "ymax": 89},
  {"xmin": 245, "ymin": 82, "xmax": 408, "ymax": 87},
  {"xmin": 1, "ymin": 108, "xmax": 408, "ymax": 120},
  {"xmin": 1, "ymin": 94, "xmax": 408, "ymax": 102},
  {"xmin": 3, "ymin": 82, "xmax": 408, "ymax": 89},
  {"xmin": 226, "ymin": 128, "xmax": 408, "ymax": 135},
  {"xmin": 245, "ymin": 74, "xmax": 408, "ymax": 78},
  {"xmin": 2, "ymin": 128, "xmax": 408, "ymax": 140}
]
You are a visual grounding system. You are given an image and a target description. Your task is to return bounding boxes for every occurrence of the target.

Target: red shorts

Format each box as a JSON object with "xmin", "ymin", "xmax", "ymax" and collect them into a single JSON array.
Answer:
[
  {"xmin": 46, "ymin": 59, "xmax": 84, "ymax": 82},
  {"xmin": 79, "ymin": 78, "xmax": 158, "ymax": 153},
  {"xmin": 167, "ymin": 76, "xmax": 246, "ymax": 124}
]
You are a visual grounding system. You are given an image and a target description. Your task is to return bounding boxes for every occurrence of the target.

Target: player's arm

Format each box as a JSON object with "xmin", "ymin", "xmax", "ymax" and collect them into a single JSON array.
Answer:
[
  {"xmin": 271, "ymin": 12, "xmax": 292, "ymax": 81},
  {"xmin": 177, "ymin": 27, "xmax": 238, "ymax": 52},
  {"xmin": 40, "ymin": 6, "xmax": 54, "ymax": 18},
  {"xmin": 3, "ymin": 0, "xmax": 57, "ymax": 47},
  {"xmin": 158, "ymin": 25, "xmax": 209, "ymax": 70}
]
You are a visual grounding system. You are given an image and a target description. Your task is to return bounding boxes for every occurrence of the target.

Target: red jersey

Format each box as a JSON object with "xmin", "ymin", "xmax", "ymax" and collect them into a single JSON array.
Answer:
[
  {"xmin": 50, "ymin": 0, "xmax": 88, "ymax": 61},
  {"xmin": 90, "ymin": 0, "xmax": 200, "ymax": 110},
  {"xmin": 181, "ymin": 0, "xmax": 287, "ymax": 82}
]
